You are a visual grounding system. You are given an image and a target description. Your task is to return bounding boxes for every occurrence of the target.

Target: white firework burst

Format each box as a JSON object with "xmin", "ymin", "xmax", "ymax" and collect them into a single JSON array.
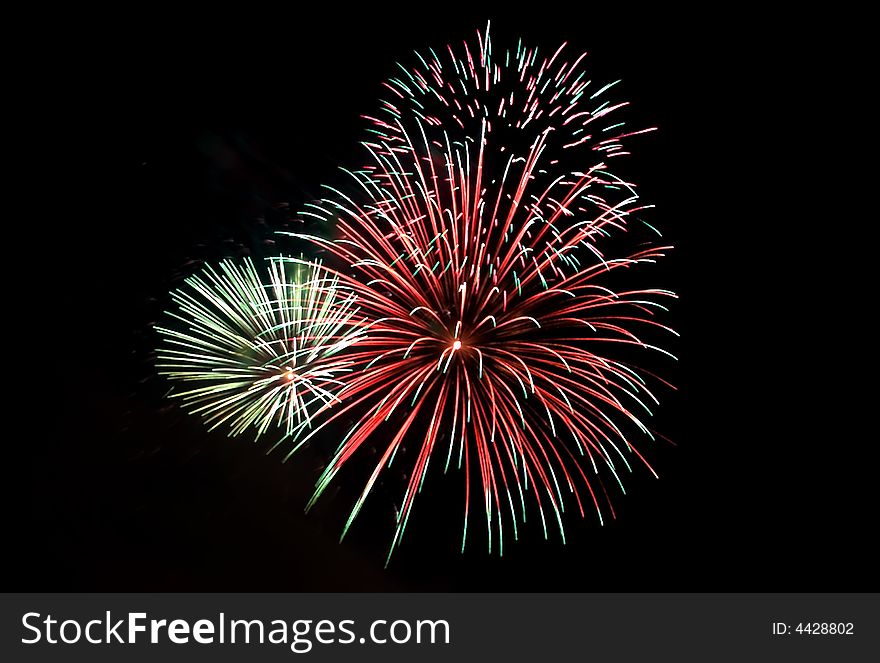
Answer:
[{"xmin": 156, "ymin": 257, "xmax": 364, "ymax": 441}]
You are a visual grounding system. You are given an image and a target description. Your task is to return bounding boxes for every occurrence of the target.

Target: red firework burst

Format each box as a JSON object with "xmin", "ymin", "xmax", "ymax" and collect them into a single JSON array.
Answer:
[{"xmin": 284, "ymin": 24, "xmax": 677, "ymax": 561}]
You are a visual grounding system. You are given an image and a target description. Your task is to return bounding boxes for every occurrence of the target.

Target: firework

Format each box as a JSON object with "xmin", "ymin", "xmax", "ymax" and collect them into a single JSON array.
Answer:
[
  {"xmin": 284, "ymin": 24, "xmax": 677, "ymax": 561},
  {"xmin": 155, "ymin": 257, "xmax": 363, "ymax": 441}
]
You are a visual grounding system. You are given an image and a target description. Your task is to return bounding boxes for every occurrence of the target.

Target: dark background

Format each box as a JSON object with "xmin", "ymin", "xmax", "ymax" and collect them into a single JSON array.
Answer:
[{"xmin": 18, "ymin": 7, "xmax": 871, "ymax": 591}]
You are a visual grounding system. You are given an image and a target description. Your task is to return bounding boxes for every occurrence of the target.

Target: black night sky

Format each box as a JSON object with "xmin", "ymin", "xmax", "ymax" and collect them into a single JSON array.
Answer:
[{"xmin": 19, "ymin": 8, "xmax": 872, "ymax": 592}]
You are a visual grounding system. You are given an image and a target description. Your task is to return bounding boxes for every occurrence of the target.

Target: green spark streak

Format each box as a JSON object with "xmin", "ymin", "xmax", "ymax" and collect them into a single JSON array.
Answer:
[{"xmin": 590, "ymin": 79, "xmax": 621, "ymax": 100}]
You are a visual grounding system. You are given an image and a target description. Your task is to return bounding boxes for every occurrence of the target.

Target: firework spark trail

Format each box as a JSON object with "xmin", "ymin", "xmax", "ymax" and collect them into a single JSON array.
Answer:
[
  {"xmin": 287, "ymin": 24, "xmax": 677, "ymax": 562},
  {"xmin": 155, "ymin": 257, "xmax": 365, "ymax": 442}
]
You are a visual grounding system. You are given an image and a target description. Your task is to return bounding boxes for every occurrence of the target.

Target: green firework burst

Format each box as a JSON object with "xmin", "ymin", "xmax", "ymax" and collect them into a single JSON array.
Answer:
[{"xmin": 155, "ymin": 257, "xmax": 364, "ymax": 442}]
